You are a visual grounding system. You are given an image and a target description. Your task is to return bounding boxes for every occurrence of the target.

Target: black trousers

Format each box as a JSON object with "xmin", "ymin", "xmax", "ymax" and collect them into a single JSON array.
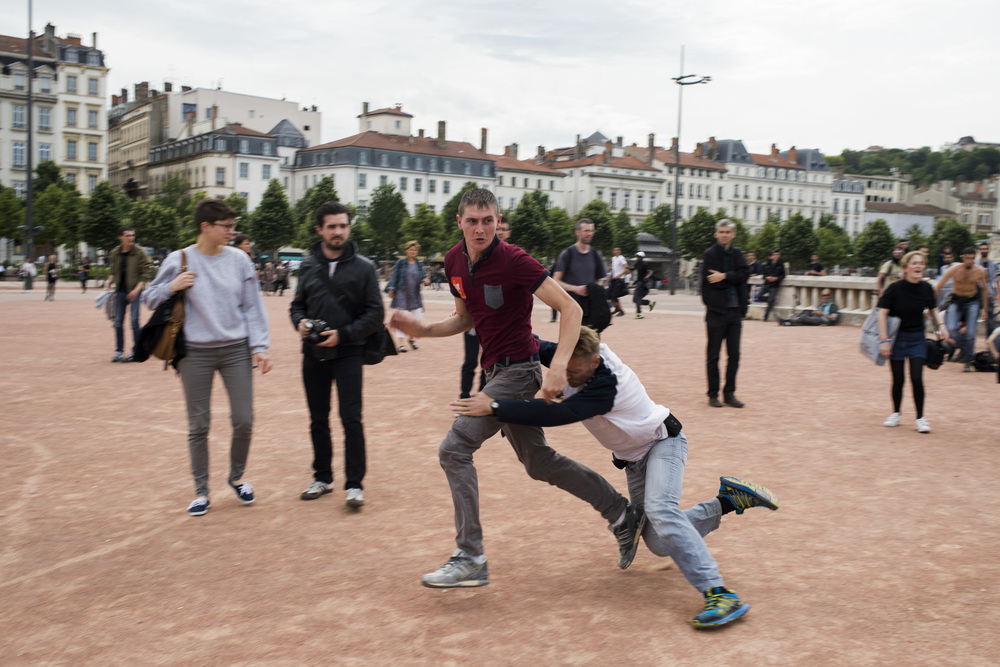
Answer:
[
  {"xmin": 302, "ymin": 352, "xmax": 366, "ymax": 489},
  {"xmin": 460, "ymin": 331, "xmax": 486, "ymax": 398},
  {"xmin": 705, "ymin": 308, "xmax": 742, "ymax": 399},
  {"xmin": 758, "ymin": 283, "xmax": 779, "ymax": 320}
]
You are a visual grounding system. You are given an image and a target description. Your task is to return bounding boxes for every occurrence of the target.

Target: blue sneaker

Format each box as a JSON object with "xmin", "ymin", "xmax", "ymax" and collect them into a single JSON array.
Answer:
[
  {"xmin": 229, "ymin": 480, "xmax": 255, "ymax": 504},
  {"xmin": 692, "ymin": 587, "xmax": 749, "ymax": 629},
  {"xmin": 187, "ymin": 497, "xmax": 210, "ymax": 516},
  {"xmin": 718, "ymin": 476, "xmax": 779, "ymax": 515}
]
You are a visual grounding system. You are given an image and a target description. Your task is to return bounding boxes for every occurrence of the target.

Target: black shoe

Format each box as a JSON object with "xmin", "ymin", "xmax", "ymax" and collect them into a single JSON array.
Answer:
[
  {"xmin": 724, "ymin": 395, "xmax": 744, "ymax": 408},
  {"xmin": 409, "ymin": 338, "xmax": 419, "ymax": 350},
  {"xmin": 708, "ymin": 397, "xmax": 723, "ymax": 408},
  {"xmin": 609, "ymin": 502, "xmax": 646, "ymax": 570}
]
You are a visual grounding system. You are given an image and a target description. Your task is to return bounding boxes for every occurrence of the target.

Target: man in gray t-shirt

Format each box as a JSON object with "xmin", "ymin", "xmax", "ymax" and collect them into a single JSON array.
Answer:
[{"xmin": 553, "ymin": 218, "xmax": 607, "ymax": 328}]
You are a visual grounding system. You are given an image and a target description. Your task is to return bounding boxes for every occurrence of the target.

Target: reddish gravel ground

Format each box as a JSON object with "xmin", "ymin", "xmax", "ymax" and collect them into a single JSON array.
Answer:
[{"xmin": 0, "ymin": 282, "xmax": 997, "ymax": 665}]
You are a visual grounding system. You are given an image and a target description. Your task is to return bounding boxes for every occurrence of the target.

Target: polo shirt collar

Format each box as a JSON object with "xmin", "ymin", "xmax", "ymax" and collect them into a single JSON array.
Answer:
[{"xmin": 462, "ymin": 235, "xmax": 500, "ymax": 272}]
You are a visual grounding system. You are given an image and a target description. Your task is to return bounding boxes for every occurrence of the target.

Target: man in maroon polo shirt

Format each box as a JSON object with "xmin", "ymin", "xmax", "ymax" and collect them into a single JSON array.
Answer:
[{"xmin": 390, "ymin": 188, "xmax": 643, "ymax": 589}]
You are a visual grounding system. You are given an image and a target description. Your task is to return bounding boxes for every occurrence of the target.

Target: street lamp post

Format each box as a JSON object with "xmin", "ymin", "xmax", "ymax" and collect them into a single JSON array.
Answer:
[
  {"xmin": 669, "ymin": 46, "xmax": 710, "ymax": 295},
  {"xmin": 17, "ymin": 0, "xmax": 40, "ymax": 264}
]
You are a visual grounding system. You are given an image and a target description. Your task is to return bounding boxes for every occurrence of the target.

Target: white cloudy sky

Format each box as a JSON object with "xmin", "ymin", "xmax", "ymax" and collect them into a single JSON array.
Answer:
[{"xmin": 4, "ymin": 0, "xmax": 997, "ymax": 156}]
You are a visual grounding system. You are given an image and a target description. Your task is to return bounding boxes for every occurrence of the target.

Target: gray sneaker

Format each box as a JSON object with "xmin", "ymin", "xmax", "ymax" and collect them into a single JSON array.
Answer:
[
  {"xmin": 345, "ymin": 488, "xmax": 365, "ymax": 507},
  {"xmin": 421, "ymin": 549, "xmax": 489, "ymax": 588},
  {"xmin": 610, "ymin": 502, "xmax": 646, "ymax": 569},
  {"xmin": 300, "ymin": 481, "xmax": 333, "ymax": 500}
]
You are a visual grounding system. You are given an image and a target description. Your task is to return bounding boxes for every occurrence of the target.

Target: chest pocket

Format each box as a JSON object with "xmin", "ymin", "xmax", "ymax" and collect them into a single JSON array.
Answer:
[{"xmin": 484, "ymin": 284, "xmax": 504, "ymax": 310}]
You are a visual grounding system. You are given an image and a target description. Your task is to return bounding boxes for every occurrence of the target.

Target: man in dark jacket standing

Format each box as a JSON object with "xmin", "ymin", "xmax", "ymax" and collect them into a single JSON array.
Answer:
[
  {"xmin": 290, "ymin": 201, "xmax": 384, "ymax": 508},
  {"xmin": 758, "ymin": 249, "xmax": 785, "ymax": 322},
  {"xmin": 701, "ymin": 220, "xmax": 749, "ymax": 408}
]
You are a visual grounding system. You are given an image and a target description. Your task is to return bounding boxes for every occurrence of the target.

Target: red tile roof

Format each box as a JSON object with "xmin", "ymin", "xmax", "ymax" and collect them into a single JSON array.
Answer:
[
  {"xmin": 362, "ymin": 106, "xmax": 413, "ymax": 118},
  {"xmin": 749, "ymin": 153, "xmax": 803, "ymax": 170},
  {"xmin": 304, "ymin": 131, "xmax": 489, "ymax": 160},
  {"xmin": 650, "ymin": 148, "xmax": 725, "ymax": 171},
  {"xmin": 866, "ymin": 202, "xmax": 954, "ymax": 216},
  {"xmin": 225, "ymin": 123, "xmax": 272, "ymax": 137},
  {"xmin": 548, "ymin": 153, "xmax": 661, "ymax": 172},
  {"xmin": 491, "ymin": 154, "xmax": 564, "ymax": 175}
]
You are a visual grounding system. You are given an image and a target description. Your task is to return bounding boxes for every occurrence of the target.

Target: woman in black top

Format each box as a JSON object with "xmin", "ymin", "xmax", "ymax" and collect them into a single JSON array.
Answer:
[{"xmin": 877, "ymin": 252, "xmax": 946, "ymax": 433}]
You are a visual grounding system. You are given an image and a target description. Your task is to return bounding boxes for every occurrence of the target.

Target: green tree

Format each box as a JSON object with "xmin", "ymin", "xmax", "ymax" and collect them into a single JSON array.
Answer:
[
  {"xmin": 225, "ymin": 192, "xmax": 248, "ymax": 220},
  {"xmin": 778, "ymin": 213, "xmax": 818, "ymax": 271},
  {"xmin": 0, "ymin": 185, "xmax": 26, "ymax": 248},
  {"xmin": 751, "ymin": 220, "xmax": 780, "ymax": 259},
  {"xmin": 398, "ymin": 203, "xmax": 445, "ymax": 255},
  {"xmin": 131, "ymin": 199, "xmax": 181, "ymax": 254},
  {"xmin": 544, "ymin": 207, "xmax": 574, "ymax": 260},
  {"xmin": 927, "ymin": 218, "xmax": 975, "ymax": 258},
  {"xmin": 32, "ymin": 184, "xmax": 70, "ymax": 248},
  {"xmin": 249, "ymin": 179, "xmax": 295, "ymax": 258},
  {"xmin": 853, "ymin": 219, "xmax": 896, "ymax": 269},
  {"xmin": 574, "ymin": 199, "xmax": 614, "ymax": 255},
  {"xmin": 292, "ymin": 176, "xmax": 340, "ymax": 248},
  {"xmin": 901, "ymin": 223, "xmax": 927, "ymax": 248},
  {"xmin": 611, "ymin": 208, "xmax": 638, "ymax": 256},
  {"xmin": 816, "ymin": 225, "xmax": 852, "ymax": 269},
  {"xmin": 639, "ymin": 204, "xmax": 673, "ymax": 247},
  {"xmin": 34, "ymin": 160, "xmax": 63, "ymax": 193},
  {"xmin": 80, "ymin": 181, "xmax": 126, "ymax": 251},
  {"xmin": 677, "ymin": 207, "xmax": 718, "ymax": 260},
  {"xmin": 731, "ymin": 217, "xmax": 752, "ymax": 254},
  {"xmin": 440, "ymin": 181, "xmax": 480, "ymax": 248},
  {"xmin": 366, "ymin": 183, "xmax": 408, "ymax": 259},
  {"xmin": 509, "ymin": 190, "xmax": 551, "ymax": 257}
]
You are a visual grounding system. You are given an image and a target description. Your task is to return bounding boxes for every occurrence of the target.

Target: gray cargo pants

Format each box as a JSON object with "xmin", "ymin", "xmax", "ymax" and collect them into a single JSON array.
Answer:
[{"xmin": 438, "ymin": 360, "xmax": 627, "ymax": 558}]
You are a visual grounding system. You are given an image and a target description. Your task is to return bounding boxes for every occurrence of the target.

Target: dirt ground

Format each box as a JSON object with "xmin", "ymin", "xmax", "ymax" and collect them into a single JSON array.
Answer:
[{"xmin": 1, "ymin": 282, "xmax": 997, "ymax": 665}]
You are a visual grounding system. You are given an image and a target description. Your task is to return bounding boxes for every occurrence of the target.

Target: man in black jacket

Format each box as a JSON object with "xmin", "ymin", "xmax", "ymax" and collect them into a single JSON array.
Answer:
[
  {"xmin": 701, "ymin": 220, "xmax": 749, "ymax": 408},
  {"xmin": 290, "ymin": 201, "xmax": 384, "ymax": 508},
  {"xmin": 758, "ymin": 249, "xmax": 785, "ymax": 322}
]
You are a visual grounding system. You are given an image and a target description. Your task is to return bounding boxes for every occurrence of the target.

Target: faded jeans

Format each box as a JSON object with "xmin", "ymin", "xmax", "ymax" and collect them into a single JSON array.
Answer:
[
  {"xmin": 946, "ymin": 300, "xmax": 980, "ymax": 361},
  {"xmin": 438, "ymin": 360, "xmax": 627, "ymax": 558},
  {"xmin": 177, "ymin": 341, "xmax": 254, "ymax": 498},
  {"xmin": 623, "ymin": 432, "xmax": 725, "ymax": 592},
  {"xmin": 114, "ymin": 291, "xmax": 142, "ymax": 354}
]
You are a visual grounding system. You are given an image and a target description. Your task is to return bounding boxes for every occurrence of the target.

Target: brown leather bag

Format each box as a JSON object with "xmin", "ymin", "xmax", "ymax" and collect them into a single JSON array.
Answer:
[{"xmin": 135, "ymin": 250, "xmax": 188, "ymax": 370}]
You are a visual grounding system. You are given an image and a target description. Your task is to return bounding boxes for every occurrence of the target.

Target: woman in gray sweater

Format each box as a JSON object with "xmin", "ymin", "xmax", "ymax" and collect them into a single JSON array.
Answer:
[{"xmin": 144, "ymin": 199, "xmax": 271, "ymax": 516}]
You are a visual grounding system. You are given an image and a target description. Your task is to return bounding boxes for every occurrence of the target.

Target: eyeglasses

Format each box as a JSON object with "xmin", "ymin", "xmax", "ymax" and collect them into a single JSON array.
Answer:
[{"xmin": 210, "ymin": 222, "xmax": 236, "ymax": 230}]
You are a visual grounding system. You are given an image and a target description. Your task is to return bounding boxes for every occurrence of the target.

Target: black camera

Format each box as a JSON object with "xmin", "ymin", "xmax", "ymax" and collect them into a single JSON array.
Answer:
[{"xmin": 303, "ymin": 319, "xmax": 332, "ymax": 344}]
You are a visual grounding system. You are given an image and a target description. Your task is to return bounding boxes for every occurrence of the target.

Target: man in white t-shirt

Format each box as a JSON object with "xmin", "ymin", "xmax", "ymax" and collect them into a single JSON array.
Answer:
[{"xmin": 608, "ymin": 246, "xmax": 631, "ymax": 317}]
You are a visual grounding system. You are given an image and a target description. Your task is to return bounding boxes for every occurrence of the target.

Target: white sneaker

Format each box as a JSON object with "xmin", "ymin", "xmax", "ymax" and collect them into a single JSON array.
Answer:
[
  {"xmin": 346, "ymin": 488, "xmax": 365, "ymax": 507},
  {"xmin": 883, "ymin": 412, "xmax": 901, "ymax": 427},
  {"xmin": 300, "ymin": 480, "xmax": 333, "ymax": 500},
  {"xmin": 915, "ymin": 417, "xmax": 931, "ymax": 434}
]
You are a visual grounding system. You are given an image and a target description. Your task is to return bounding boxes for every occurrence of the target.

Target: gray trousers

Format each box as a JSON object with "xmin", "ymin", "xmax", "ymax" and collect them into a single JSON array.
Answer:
[
  {"xmin": 624, "ymin": 433, "xmax": 724, "ymax": 592},
  {"xmin": 178, "ymin": 341, "xmax": 254, "ymax": 497},
  {"xmin": 439, "ymin": 361, "xmax": 627, "ymax": 558}
]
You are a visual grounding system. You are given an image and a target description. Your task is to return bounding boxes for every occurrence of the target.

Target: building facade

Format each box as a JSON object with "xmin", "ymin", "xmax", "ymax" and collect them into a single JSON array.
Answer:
[
  {"xmin": 492, "ymin": 143, "xmax": 565, "ymax": 212},
  {"xmin": 831, "ymin": 175, "xmax": 866, "ymax": 236}
]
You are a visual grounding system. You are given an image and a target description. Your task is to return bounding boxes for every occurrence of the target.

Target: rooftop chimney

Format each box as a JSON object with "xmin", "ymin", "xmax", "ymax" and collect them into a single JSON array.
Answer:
[
  {"xmin": 536, "ymin": 146, "xmax": 545, "ymax": 162},
  {"xmin": 418, "ymin": 128, "xmax": 424, "ymax": 138},
  {"xmin": 362, "ymin": 102, "xmax": 369, "ymax": 116},
  {"xmin": 670, "ymin": 137, "xmax": 678, "ymax": 156},
  {"xmin": 708, "ymin": 136, "xmax": 717, "ymax": 159},
  {"xmin": 120, "ymin": 87, "xmax": 128, "ymax": 104},
  {"xmin": 771, "ymin": 144, "xmax": 779, "ymax": 158},
  {"xmin": 647, "ymin": 133, "xmax": 655, "ymax": 165},
  {"xmin": 437, "ymin": 121, "xmax": 446, "ymax": 150},
  {"xmin": 164, "ymin": 82, "xmax": 173, "ymax": 93},
  {"xmin": 506, "ymin": 143, "xmax": 519, "ymax": 159},
  {"xmin": 135, "ymin": 81, "xmax": 149, "ymax": 101},
  {"xmin": 92, "ymin": 32, "xmax": 98, "ymax": 49},
  {"xmin": 181, "ymin": 85, "xmax": 191, "ymax": 92},
  {"xmin": 481, "ymin": 128, "xmax": 488, "ymax": 153},
  {"xmin": 787, "ymin": 146, "xmax": 798, "ymax": 164}
]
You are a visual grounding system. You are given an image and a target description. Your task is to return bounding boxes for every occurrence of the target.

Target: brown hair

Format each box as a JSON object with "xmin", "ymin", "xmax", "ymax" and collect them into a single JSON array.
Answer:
[
  {"xmin": 194, "ymin": 198, "xmax": 237, "ymax": 227},
  {"xmin": 458, "ymin": 188, "xmax": 499, "ymax": 217}
]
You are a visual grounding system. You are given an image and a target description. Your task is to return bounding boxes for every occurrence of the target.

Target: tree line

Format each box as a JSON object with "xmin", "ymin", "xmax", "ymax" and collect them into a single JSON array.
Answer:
[
  {"xmin": 826, "ymin": 146, "xmax": 1000, "ymax": 187},
  {"xmin": 0, "ymin": 163, "xmax": 982, "ymax": 273}
]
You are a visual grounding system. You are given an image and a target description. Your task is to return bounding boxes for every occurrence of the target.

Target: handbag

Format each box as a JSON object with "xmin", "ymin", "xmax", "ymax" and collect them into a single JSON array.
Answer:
[
  {"xmin": 859, "ymin": 307, "xmax": 900, "ymax": 366},
  {"xmin": 924, "ymin": 333, "xmax": 946, "ymax": 370},
  {"xmin": 363, "ymin": 324, "xmax": 398, "ymax": 365},
  {"xmin": 134, "ymin": 250, "xmax": 188, "ymax": 370}
]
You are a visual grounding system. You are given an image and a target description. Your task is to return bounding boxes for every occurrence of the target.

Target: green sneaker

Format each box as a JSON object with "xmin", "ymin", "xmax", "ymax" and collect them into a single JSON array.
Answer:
[
  {"xmin": 692, "ymin": 587, "xmax": 749, "ymax": 629},
  {"xmin": 718, "ymin": 476, "xmax": 779, "ymax": 515}
]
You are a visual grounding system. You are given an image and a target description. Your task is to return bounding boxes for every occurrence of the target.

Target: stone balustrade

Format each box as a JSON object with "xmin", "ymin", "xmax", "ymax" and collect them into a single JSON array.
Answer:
[{"xmin": 747, "ymin": 275, "xmax": 878, "ymax": 325}]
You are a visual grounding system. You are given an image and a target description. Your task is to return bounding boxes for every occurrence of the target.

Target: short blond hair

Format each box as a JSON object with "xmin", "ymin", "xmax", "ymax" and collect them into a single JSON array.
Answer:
[
  {"xmin": 900, "ymin": 251, "xmax": 925, "ymax": 268},
  {"xmin": 573, "ymin": 326, "xmax": 601, "ymax": 359}
]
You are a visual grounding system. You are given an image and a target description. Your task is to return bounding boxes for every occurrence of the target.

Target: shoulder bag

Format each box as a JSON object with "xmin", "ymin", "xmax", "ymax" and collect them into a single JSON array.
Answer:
[{"xmin": 134, "ymin": 250, "xmax": 188, "ymax": 370}]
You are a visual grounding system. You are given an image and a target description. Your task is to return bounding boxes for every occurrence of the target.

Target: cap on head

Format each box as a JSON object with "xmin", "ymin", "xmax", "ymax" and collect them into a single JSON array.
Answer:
[{"xmin": 636, "ymin": 251, "xmax": 646, "ymax": 258}]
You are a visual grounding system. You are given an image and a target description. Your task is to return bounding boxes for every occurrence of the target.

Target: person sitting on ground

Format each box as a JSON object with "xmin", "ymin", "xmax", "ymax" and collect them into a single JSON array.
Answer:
[{"xmin": 778, "ymin": 289, "xmax": 839, "ymax": 326}]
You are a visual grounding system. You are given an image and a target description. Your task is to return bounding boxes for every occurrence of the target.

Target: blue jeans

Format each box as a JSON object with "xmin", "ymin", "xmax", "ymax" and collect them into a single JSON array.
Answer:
[
  {"xmin": 114, "ymin": 291, "xmax": 142, "ymax": 354},
  {"xmin": 624, "ymin": 433, "xmax": 724, "ymax": 592},
  {"xmin": 946, "ymin": 300, "xmax": 980, "ymax": 361}
]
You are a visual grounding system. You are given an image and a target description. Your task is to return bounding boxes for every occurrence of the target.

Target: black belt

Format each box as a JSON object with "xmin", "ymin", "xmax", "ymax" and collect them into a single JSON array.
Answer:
[
  {"xmin": 486, "ymin": 353, "xmax": 540, "ymax": 374},
  {"xmin": 612, "ymin": 413, "xmax": 683, "ymax": 469}
]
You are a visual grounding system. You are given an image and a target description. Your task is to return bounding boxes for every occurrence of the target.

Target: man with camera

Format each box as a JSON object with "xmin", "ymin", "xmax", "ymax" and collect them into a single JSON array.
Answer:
[{"xmin": 290, "ymin": 201, "xmax": 384, "ymax": 508}]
